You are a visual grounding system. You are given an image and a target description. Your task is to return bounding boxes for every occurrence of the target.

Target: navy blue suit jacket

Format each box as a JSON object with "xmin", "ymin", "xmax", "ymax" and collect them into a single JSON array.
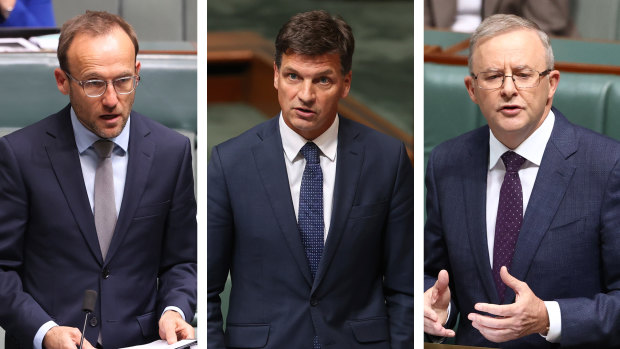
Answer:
[
  {"xmin": 425, "ymin": 108, "xmax": 620, "ymax": 348},
  {"xmin": 207, "ymin": 116, "xmax": 414, "ymax": 348},
  {"xmin": 0, "ymin": 105, "xmax": 197, "ymax": 348}
]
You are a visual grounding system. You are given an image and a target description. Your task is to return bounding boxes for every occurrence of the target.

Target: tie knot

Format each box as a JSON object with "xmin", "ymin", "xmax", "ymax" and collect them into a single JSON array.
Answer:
[
  {"xmin": 300, "ymin": 142, "xmax": 320, "ymax": 164},
  {"xmin": 93, "ymin": 140, "xmax": 114, "ymax": 159},
  {"xmin": 501, "ymin": 151, "xmax": 525, "ymax": 173}
]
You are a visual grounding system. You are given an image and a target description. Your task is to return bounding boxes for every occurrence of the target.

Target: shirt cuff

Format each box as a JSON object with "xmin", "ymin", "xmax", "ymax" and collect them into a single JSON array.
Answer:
[
  {"xmin": 162, "ymin": 306, "xmax": 186, "ymax": 321},
  {"xmin": 34, "ymin": 321, "xmax": 58, "ymax": 349},
  {"xmin": 541, "ymin": 301, "xmax": 561, "ymax": 343}
]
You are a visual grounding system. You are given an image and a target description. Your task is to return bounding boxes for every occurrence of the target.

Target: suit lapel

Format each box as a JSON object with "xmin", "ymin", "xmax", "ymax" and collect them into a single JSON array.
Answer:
[
  {"xmin": 463, "ymin": 127, "xmax": 500, "ymax": 303},
  {"xmin": 253, "ymin": 118, "xmax": 313, "ymax": 286},
  {"xmin": 105, "ymin": 113, "xmax": 155, "ymax": 263},
  {"xmin": 506, "ymin": 112, "xmax": 577, "ymax": 302},
  {"xmin": 313, "ymin": 119, "xmax": 363, "ymax": 291},
  {"xmin": 45, "ymin": 106, "xmax": 103, "ymax": 264}
]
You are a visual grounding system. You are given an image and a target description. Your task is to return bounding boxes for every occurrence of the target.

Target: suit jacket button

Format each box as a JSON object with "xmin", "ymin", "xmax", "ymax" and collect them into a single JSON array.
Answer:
[
  {"xmin": 102, "ymin": 268, "xmax": 110, "ymax": 279},
  {"xmin": 89, "ymin": 315, "xmax": 98, "ymax": 327},
  {"xmin": 310, "ymin": 298, "xmax": 319, "ymax": 306}
]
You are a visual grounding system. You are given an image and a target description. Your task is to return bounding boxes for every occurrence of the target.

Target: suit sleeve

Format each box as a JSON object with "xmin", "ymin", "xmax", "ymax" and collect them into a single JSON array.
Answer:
[
  {"xmin": 0, "ymin": 137, "xmax": 55, "ymax": 346},
  {"xmin": 382, "ymin": 143, "xmax": 414, "ymax": 348},
  {"xmin": 423, "ymin": 148, "xmax": 458, "ymax": 330},
  {"xmin": 557, "ymin": 157, "xmax": 620, "ymax": 347},
  {"xmin": 207, "ymin": 146, "xmax": 234, "ymax": 349},
  {"xmin": 156, "ymin": 138, "xmax": 197, "ymax": 323}
]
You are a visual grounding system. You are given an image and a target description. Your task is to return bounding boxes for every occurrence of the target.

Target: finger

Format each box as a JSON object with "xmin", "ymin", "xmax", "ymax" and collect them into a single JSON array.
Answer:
[
  {"xmin": 81, "ymin": 338, "xmax": 97, "ymax": 349},
  {"xmin": 470, "ymin": 318, "xmax": 512, "ymax": 343},
  {"xmin": 424, "ymin": 318, "xmax": 456, "ymax": 338},
  {"xmin": 436, "ymin": 269, "xmax": 450, "ymax": 292},
  {"xmin": 424, "ymin": 305, "xmax": 438, "ymax": 322},
  {"xmin": 474, "ymin": 302, "xmax": 515, "ymax": 317},
  {"xmin": 166, "ymin": 323, "xmax": 179, "ymax": 344},
  {"xmin": 468, "ymin": 312, "xmax": 511, "ymax": 330},
  {"xmin": 175, "ymin": 323, "xmax": 193, "ymax": 340},
  {"xmin": 500, "ymin": 266, "xmax": 525, "ymax": 294}
]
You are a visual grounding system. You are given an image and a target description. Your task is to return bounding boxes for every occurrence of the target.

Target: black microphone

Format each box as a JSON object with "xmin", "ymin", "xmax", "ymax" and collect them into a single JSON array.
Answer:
[{"xmin": 80, "ymin": 290, "xmax": 97, "ymax": 349}]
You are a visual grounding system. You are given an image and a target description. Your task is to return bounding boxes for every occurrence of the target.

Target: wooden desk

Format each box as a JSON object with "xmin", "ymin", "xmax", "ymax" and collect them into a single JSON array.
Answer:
[{"xmin": 425, "ymin": 343, "xmax": 493, "ymax": 349}]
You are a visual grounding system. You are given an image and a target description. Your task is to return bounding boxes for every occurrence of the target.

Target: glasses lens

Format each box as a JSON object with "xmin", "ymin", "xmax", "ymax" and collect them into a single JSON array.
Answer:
[
  {"xmin": 113, "ymin": 76, "xmax": 136, "ymax": 94},
  {"xmin": 512, "ymin": 69, "xmax": 539, "ymax": 88},
  {"xmin": 477, "ymin": 69, "xmax": 541, "ymax": 89},
  {"xmin": 478, "ymin": 72, "xmax": 504, "ymax": 89},
  {"xmin": 83, "ymin": 80, "xmax": 107, "ymax": 97}
]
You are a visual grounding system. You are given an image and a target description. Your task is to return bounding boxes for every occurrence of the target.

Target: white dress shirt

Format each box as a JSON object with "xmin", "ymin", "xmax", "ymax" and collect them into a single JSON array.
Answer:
[
  {"xmin": 279, "ymin": 113, "xmax": 338, "ymax": 240},
  {"xmin": 486, "ymin": 109, "xmax": 561, "ymax": 342}
]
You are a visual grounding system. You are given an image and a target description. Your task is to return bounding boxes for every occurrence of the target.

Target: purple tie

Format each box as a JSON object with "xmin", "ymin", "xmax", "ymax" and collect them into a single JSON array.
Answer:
[{"xmin": 492, "ymin": 151, "xmax": 526, "ymax": 303}]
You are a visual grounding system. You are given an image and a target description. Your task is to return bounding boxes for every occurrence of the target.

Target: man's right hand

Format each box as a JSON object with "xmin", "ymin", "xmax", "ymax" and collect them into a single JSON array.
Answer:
[
  {"xmin": 43, "ymin": 326, "xmax": 95, "ymax": 349},
  {"xmin": 424, "ymin": 269, "xmax": 456, "ymax": 337}
]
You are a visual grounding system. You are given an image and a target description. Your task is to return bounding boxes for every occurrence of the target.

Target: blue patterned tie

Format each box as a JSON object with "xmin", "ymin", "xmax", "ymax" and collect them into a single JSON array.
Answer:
[
  {"xmin": 493, "ymin": 151, "xmax": 526, "ymax": 303},
  {"xmin": 298, "ymin": 142, "xmax": 323, "ymax": 349}
]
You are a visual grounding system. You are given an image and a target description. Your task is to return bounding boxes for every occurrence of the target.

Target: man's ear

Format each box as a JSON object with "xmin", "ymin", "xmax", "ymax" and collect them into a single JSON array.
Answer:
[
  {"xmin": 54, "ymin": 68, "xmax": 70, "ymax": 95},
  {"xmin": 464, "ymin": 75, "xmax": 478, "ymax": 104},
  {"xmin": 341, "ymin": 70, "xmax": 352, "ymax": 98},
  {"xmin": 273, "ymin": 61, "xmax": 280, "ymax": 90}
]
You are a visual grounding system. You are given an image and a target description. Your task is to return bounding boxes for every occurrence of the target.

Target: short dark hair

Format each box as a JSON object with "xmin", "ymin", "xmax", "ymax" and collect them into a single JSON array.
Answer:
[
  {"xmin": 275, "ymin": 10, "xmax": 355, "ymax": 75},
  {"xmin": 57, "ymin": 11, "xmax": 139, "ymax": 73}
]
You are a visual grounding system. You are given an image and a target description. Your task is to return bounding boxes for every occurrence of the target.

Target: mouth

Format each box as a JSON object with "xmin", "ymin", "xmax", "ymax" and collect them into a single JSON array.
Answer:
[
  {"xmin": 100, "ymin": 114, "xmax": 121, "ymax": 121},
  {"xmin": 293, "ymin": 107, "xmax": 316, "ymax": 118},
  {"xmin": 498, "ymin": 105, "xmax": 523, "ymax": 115}
]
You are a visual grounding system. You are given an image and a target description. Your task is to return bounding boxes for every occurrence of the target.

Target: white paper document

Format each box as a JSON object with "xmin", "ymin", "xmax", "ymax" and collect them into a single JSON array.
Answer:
[{"xmin": 119, "ymin": 339, "xmax": 197, "ymax": 349}]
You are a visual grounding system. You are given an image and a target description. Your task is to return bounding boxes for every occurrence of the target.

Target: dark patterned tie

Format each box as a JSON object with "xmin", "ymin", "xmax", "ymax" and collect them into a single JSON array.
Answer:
[
  {"xmin": 298, "ymin": 142, "xmax": 323, "ymax": 349},
  {"xmin": 492, "ymin": 151, "xmax": 526, "ymax": 303}
]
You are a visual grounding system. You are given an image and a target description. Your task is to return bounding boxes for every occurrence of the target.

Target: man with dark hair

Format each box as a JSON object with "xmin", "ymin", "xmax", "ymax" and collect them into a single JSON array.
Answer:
[
  {"xmin": 0, "ymin": 11, "xmax": 196, "ymax": 349},
  {"xmin": 424, "ymin": 14, "xmax": 620, "ymax": 348},
  {"xmin": 208, "ymin": 9, "xmax": 413, "ymax": 349}
]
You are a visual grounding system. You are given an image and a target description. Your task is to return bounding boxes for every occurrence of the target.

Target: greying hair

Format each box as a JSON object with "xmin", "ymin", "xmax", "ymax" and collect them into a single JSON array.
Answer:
[
  {"xmin": 468, "ymin": 14, "xmax": 554, "ymax": 72},
  {"xmin": 275, "ymin": 10, "xmax": 355, "ymax": 75}
]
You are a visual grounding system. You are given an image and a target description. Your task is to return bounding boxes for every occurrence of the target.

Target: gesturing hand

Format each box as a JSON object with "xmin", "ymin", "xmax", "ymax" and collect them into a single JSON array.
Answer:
[
  {"xmin": 424, "ymin": 269, "xmax": 456, "ymax": 337},
  {"xmin": 468, "ymin": 266, "xmax": 549, "ymax": 342}
]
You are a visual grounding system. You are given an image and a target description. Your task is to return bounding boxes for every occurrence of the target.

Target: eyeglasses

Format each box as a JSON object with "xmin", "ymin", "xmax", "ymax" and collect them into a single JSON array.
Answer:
[
  {"xmin": 471, "ymin": 68, "xmax": 551, "ymax": 90},
  {"xmin": 64, "ymin": 71, "xmax": 140, "ymax": 97}
]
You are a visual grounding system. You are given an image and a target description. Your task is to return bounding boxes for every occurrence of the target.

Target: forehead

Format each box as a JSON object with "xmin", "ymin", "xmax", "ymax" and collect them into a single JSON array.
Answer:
[
  {"xmin": 67, "ymin": 28, "xmax": 136, "ymax": 74},
  {"xmin": 472, "ymin": 29, "xmax": 546, "ymax": 70},
  {"xmin": 280, "ymin": 52, "xmax": 342, "ymax": 75}
]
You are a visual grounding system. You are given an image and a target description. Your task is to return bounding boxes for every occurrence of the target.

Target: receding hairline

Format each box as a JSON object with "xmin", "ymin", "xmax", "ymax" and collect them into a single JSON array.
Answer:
[
  {"xmin": 469, "ymin": 27, "xmax": 548, "ymax": 71},
  {"xmin": 64, "ymin": 26, "xmax": 138, "ymax": 67}
]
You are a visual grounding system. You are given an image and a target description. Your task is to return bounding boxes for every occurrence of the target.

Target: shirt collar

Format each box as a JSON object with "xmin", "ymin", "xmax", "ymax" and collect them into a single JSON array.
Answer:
[
  {"xmin": 488, "ymin": 109, "xmax": 555, "ymax": 170},
  {"xmin": 279, "ymin": 112, "xmax": 339, "ymax": 163},
  {"xmin": 70, "ymin": 107, "xmax": 130, "ymax": 155}
]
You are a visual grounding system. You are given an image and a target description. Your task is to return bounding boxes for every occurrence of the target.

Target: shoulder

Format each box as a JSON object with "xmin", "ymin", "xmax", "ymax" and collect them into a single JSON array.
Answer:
[
  {"xmin": 339, "ymin": 117, "xmax": 406, "ymax": 152},
  {"xmin": 211, "ymin": 117, "xmax": 278, "ymax": 154},
  {"xmin": 429, "ymin": 125, "xmax": 489, "ymax": 162},
  {"xmin": 130, "ymin": 111, "xmax": 192, "ymax": 148}
]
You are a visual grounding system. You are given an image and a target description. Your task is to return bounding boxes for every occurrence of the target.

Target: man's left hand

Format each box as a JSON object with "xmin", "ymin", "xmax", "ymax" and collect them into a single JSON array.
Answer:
[
  {"xmin": 159, "ymin": 310, "xmax": 195, "ymax": 344},
  {"xmin": 467, "ymin": 266, "xmax": 549, "ymax": 343}
]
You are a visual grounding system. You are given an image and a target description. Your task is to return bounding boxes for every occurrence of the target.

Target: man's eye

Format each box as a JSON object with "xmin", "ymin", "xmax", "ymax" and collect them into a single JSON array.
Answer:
[
  {"xmin": 484, "ymin": 74, "xmax": 502, "ymax": 81},
  {"xmin": 319, "ymin": 77, "xmax": 330, "ymax": 84},
  {"xmin": 515, "ymin": 72, "xmax": 534, "ymax": 78},
  {"xmin": 85, "ymin": 80, "xmax": 106, "ymax": 88},
  {"xmin": 288, "ymin": 73, "xmax": 298, "ymax": 80}
]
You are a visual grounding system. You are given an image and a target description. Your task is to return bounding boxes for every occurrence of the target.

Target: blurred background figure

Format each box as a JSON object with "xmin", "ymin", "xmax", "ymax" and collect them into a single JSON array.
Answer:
[
  {"xmin": 0, "ymin": 0, "xmax": 55, "ymax": 27},
  {"xmin": 424, "ymin": 0, "xmax": 577, "ymax": 37}
]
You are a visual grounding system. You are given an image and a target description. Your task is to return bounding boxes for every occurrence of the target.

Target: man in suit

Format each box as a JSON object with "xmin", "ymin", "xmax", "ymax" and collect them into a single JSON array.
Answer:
[
  {"xmin": 207, "ymin": 10, "xmax": 413, "ymax": 349},
  {"xmin": 424, "ymin": 0, "xmax": 576, "ymax": 37},
  {"xmin": 0, "ymin": 11, "xmax": 196, "ymax": 349},
  {"xmin": 424, "ymin": 14, "xmax": 620, "ymax": 348}
]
